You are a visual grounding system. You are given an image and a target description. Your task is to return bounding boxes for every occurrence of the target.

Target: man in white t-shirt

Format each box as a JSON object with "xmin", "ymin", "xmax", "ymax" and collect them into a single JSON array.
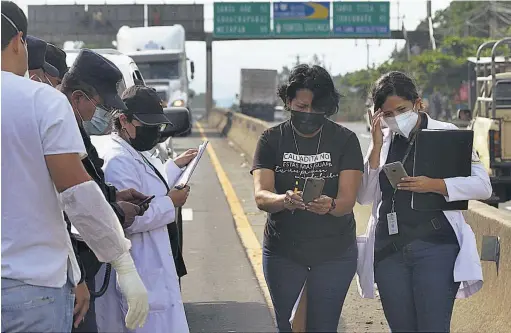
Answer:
[{"xmin": 1, "ymin": 2, "xmax": 149, "ymax": 332}]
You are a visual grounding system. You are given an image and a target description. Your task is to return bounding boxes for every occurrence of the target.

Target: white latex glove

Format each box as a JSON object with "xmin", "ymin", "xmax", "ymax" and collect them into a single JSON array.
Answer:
[{"xmin": 110, "ymin": 252, "xmax": 149, "ymax": 330}]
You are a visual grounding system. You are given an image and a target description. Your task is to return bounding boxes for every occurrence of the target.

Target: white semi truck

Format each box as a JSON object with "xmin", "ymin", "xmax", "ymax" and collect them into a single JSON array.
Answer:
[{"xmin": 116, "ymin": 25, "xmax": 195, "ymax": 121}]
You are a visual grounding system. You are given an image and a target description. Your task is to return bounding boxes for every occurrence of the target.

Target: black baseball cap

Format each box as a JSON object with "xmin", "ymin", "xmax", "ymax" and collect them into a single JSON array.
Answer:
[
  {"xmin": 45, "ymin": 44, "xmax": 68, "ymax": 79},
  {"xmin": 27, "ymin": 35, "xmax": 59, "ymax": 77},
  {"xmin": 121, "ymin": 85, "xmax": 173, "ymax": 126},
  {"xmin": 68, "ymin": 49, "xmax": 127, "ymax": 111},
  {"xmin": 1, "ymin": 1, "xmax": 27, "ymax": 47}
]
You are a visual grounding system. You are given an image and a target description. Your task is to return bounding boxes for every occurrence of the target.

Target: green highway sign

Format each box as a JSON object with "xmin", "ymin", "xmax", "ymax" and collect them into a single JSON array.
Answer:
[
  {"xmin": 273, "ymin": 2, "xmax": 330, "ymax": 37},
  {"xmin": 214, "ymin": 2, "xmax": 271, "ymax": 38},
  {"xmin": 333, "ymin": 1, "xmax": 390, "ymax": 37}
]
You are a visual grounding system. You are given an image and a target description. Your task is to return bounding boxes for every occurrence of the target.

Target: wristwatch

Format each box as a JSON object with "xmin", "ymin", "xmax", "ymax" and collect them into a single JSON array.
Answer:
[{"xmin": 328, "ymin": 198, "xmax": 336, "ymax": 213}]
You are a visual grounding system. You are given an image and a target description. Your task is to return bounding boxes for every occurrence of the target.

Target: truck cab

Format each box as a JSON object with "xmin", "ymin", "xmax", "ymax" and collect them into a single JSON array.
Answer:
[
  {"xmin": 116, "ymin": 25, "xmax": 195, "ymax": 137},
  {"xmin": 468, "ymin": 37, "xmax": 511, "ymax": 206}
]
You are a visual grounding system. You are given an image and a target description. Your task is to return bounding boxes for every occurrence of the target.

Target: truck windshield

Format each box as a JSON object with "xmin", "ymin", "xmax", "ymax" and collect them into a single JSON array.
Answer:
[
  {"xmin": 495, "ymin": 81, "xmax": 511, "ymax": 108},
  {"xmin": 137, "ymin": 61, "xmax": 180, "ymax": 80}
]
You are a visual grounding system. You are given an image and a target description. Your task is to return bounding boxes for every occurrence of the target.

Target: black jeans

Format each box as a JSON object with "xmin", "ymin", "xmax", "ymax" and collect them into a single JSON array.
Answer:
[{"xmin": 263, "ymin": 243, "xmax": 357, "ymax": 332}]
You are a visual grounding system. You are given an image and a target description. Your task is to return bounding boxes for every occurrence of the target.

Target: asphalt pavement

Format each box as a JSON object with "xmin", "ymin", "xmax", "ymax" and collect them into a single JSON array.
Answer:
[{"xmin": 172, "ymin": 131, "xmax": 276, "ymax": 333}]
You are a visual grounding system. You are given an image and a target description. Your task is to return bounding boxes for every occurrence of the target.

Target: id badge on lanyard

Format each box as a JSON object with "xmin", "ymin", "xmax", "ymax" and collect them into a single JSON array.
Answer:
[
  {"xmin": 387, "ymin": 132, "xmax": 418, "ymax": 236},
  {"xmin": 387, "ymin": 195, "xmax": 399, "ymax": 235}
]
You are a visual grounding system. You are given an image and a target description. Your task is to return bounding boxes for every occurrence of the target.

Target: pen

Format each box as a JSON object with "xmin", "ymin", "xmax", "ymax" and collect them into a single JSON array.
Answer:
[{"xmin": 292, "ymin": 180, "xmax": 299, "ymax": 215}]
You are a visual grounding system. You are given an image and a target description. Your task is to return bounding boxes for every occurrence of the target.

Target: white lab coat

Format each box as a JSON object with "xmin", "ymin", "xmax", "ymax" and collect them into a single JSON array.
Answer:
[
  {"xmin": 93, "ymin": 134, "xmax": 189, "ymax": 333},
  {"xmin": 356, "ymin": 115, "xmax": 492, "ymax": 299}
]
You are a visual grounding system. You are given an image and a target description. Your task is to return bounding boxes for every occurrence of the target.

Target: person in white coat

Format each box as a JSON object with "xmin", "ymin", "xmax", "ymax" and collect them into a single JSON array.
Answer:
[
  {"xmin": 356, "ymin": 71, "xmax": 492, "ymax": 333},
  {"xmin": 93, "ymin": 85, "xmax": 196, "ymax": 333}
]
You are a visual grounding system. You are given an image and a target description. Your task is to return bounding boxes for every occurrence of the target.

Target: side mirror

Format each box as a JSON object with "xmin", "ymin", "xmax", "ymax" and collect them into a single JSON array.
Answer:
[
  {"xmin": 190, "ymin": 61, "xmax": 195, "ymax": 80},
  {"xmin": 159, "ymin": 107, "xmax": 191, "ymax": 141}
]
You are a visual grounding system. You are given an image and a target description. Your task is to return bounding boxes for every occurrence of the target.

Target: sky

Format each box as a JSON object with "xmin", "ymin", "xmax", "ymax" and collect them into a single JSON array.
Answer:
[{"xmin": 14, "ymin": 0, "xmax": 452, "ymax": 104}]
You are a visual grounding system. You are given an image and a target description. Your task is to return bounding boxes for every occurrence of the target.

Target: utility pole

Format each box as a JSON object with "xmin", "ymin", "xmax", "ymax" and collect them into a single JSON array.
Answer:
[
  {"xmin": 366, "ymin": 40, "xmax": 370, "ymax": 69},
  {"xmin": 396, "ymin": 0, "xmax": 400, "ymax": 29},
  {"xmin": 489, "ymin": 0, "xmax": 498, "ymax": 38},
  {"xmin": 426, "ymin": 0, "xmax": 431, "ymax": 18}
]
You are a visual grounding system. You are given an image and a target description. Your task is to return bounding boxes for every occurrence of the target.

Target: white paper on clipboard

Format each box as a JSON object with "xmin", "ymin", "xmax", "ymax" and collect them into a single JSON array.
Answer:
[{"xmin": 175, "ymin": 140, "xmax": 209, "ymax": 187}]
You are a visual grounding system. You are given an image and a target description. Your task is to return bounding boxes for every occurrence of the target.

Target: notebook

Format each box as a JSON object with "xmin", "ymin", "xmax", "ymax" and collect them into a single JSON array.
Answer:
[{"xmin": 412, "ymin": 129, "xmax": 474, "ymax": 211}]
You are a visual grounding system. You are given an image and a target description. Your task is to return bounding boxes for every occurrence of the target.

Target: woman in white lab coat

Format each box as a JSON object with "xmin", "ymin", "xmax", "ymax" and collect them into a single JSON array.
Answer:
[
  {"xmin": 94, "ymin": 85, "xmax": 196, "ymax": 333},
  {"xmin": 356, "ymin": 72, "xmax": 492, "ymax": 333}
]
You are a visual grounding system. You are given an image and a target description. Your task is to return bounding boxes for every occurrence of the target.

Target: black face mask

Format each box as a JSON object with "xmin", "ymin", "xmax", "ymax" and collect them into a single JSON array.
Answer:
[
  {"xmin": 290, "ymin": 110, "xmax": 326, "ymax": 134},
  {"xmin": 128, "ymin": 125, "xmax": 161, "ymax": 152}
]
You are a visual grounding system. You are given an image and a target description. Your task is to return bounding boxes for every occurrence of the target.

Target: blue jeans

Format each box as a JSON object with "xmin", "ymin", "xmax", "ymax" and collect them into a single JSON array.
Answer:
[
  {"xmin": 263, "ymin": 243, "xmax": 357, "ymax": 332},
  {"xmin": 374, "ymin": 240, "xmax": 460, "ymax": 332},
  {"xmin": 1, "ymin": 278, "xmax": 75, "ymax": 333}
]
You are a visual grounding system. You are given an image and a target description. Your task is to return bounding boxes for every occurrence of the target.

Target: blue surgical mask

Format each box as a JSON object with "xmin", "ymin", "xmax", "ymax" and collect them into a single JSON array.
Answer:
[{"xmin": 83, "ymin": 106, "xmax": 113, "ymax": 136}]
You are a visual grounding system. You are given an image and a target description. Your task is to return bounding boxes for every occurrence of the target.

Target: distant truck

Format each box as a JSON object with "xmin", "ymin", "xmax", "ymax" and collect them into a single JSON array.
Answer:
[
  {"xmin": 465, "ymin": 37, "xmax": 511, "ymax": 207},
  {"xmin": 239, "ymin": 69, "xmax": 278, "ymax": 122},
  {"xmin": 116, "ymin": 25, "xmax": 195, "ymax": 135}
]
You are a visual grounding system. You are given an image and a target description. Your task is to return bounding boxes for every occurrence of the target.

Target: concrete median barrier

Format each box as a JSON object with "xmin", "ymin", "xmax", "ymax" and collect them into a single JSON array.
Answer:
[
  {"xmin": 452, "ymin": 201, "xmax": 511, "ymax": 333},
  {"xmin": 207, "ymin": 109, "xmax": 511, "ymax": 332}
]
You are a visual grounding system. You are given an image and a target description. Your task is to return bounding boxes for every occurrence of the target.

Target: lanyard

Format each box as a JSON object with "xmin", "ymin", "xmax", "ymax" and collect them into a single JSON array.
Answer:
[
  {"xmin": 391, "ymin": 131, "xmax": 418, "ymax": 213},
  {"xmin": 139, "ymin": 153, "xmax": 171, "ymax": 193}
]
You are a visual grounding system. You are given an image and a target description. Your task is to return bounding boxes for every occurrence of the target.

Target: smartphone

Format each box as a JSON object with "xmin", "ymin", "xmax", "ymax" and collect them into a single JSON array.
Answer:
[
  {"xmin": 138, "ymin": 195, "xmax": 155, "ymax": 207},
  {"xmin": 302, "ymin": 177, "xmax": 325, "ymax": 203},
  {"xmin": 382, "ymin": 162, "xmax": 409, "ymax": 189}
]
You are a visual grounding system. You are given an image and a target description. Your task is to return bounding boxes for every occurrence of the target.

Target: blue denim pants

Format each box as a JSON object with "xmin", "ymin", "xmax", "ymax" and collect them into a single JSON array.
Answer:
[
  {"xmin": 2, "ymin": 278, "xmax": 75, "ymax": 333},
  {"xmin": 374, "ymin": 240, "xmax": 460, "ymax": 333},
  {"xmin": 263, "ymin": 243, "xmax": 358, "ymax": 333}
]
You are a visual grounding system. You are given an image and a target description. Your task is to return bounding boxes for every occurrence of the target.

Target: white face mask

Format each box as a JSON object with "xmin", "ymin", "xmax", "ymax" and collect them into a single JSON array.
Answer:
[{"xmin": 383, "ymin": 110, "xmax": 419, "ymax": 138}]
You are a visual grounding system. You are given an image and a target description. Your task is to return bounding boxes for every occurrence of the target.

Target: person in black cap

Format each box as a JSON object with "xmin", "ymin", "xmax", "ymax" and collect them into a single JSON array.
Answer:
[
  {"xmin": 26, "ymin": 35, "xmax": 59, "ymax": 85},
  {"xmin": 59, "ymin": 49, "xmax": 152, "ymax": 333},
  {"xmin": 1, "ymin": 0, "xmax": 28, "ymax": 76},
  {"xmin": 45, "ymin": 43, "xmax": 68, "ymax": 86},
  {"xmin": 95, "ymin": 85, "xmax": 197, "ymax": 333}
]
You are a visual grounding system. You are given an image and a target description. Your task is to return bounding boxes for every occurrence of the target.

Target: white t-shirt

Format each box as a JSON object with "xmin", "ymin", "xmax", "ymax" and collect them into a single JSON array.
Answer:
[{"xmin": 1, "ymin": 71, "xmax": 86, "ymax": 288}]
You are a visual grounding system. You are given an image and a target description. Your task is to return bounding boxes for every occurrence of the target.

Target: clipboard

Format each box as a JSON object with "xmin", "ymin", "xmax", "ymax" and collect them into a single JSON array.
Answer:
[
  {"xmin": 175, "ymin": 140, "xmax": 209, "ymax": 188},
  {"xmin": 412, "ymin": 129, "xmax": 473, "ymax": 211}
]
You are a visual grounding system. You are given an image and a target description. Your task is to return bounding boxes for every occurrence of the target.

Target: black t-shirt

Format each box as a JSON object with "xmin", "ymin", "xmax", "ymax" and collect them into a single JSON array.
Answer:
[
  {"xmin": 376, "ymin": 112, "xmax": 457, "ymax": 250},
  {"xmin": 251, "ymin": 120, "xmax": 364, "ymax": 266}
]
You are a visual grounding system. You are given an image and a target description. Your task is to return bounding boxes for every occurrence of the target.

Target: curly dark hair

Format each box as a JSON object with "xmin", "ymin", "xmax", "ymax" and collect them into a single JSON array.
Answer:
[
  {"xmin": 371, "ymin": 71, "xmax": 420, "ymax": 112},
  {"xmin": 277, "ymin": 64, "xmax": 341, "ymax": 117}
]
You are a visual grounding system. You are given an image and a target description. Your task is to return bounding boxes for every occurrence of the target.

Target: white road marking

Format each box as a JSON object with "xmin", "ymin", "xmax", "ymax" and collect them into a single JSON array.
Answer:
[
  {"xmin": 361, "ymin": 133, "xmax": 371, "ymax": 139},
  {"xmin": 505, "ymin": 206, "xmax": 511, "ymax": 211},
  {"xmin": 182, "ymin": 208, "xmax": 194, "ymax": 221}
]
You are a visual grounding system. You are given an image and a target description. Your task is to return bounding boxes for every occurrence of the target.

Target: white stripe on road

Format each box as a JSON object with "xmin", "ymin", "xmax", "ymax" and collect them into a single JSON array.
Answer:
[
  {"xmin": 361, "ymin": 133, "xmax": 371, "ymax": 139},
  {"xmin": 182, "ymin": 208, "xmax": 194, "ymax": 221},
  {"xmin": 505, "ymin": 206, "xmax": 511, "ymax": 211}
]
